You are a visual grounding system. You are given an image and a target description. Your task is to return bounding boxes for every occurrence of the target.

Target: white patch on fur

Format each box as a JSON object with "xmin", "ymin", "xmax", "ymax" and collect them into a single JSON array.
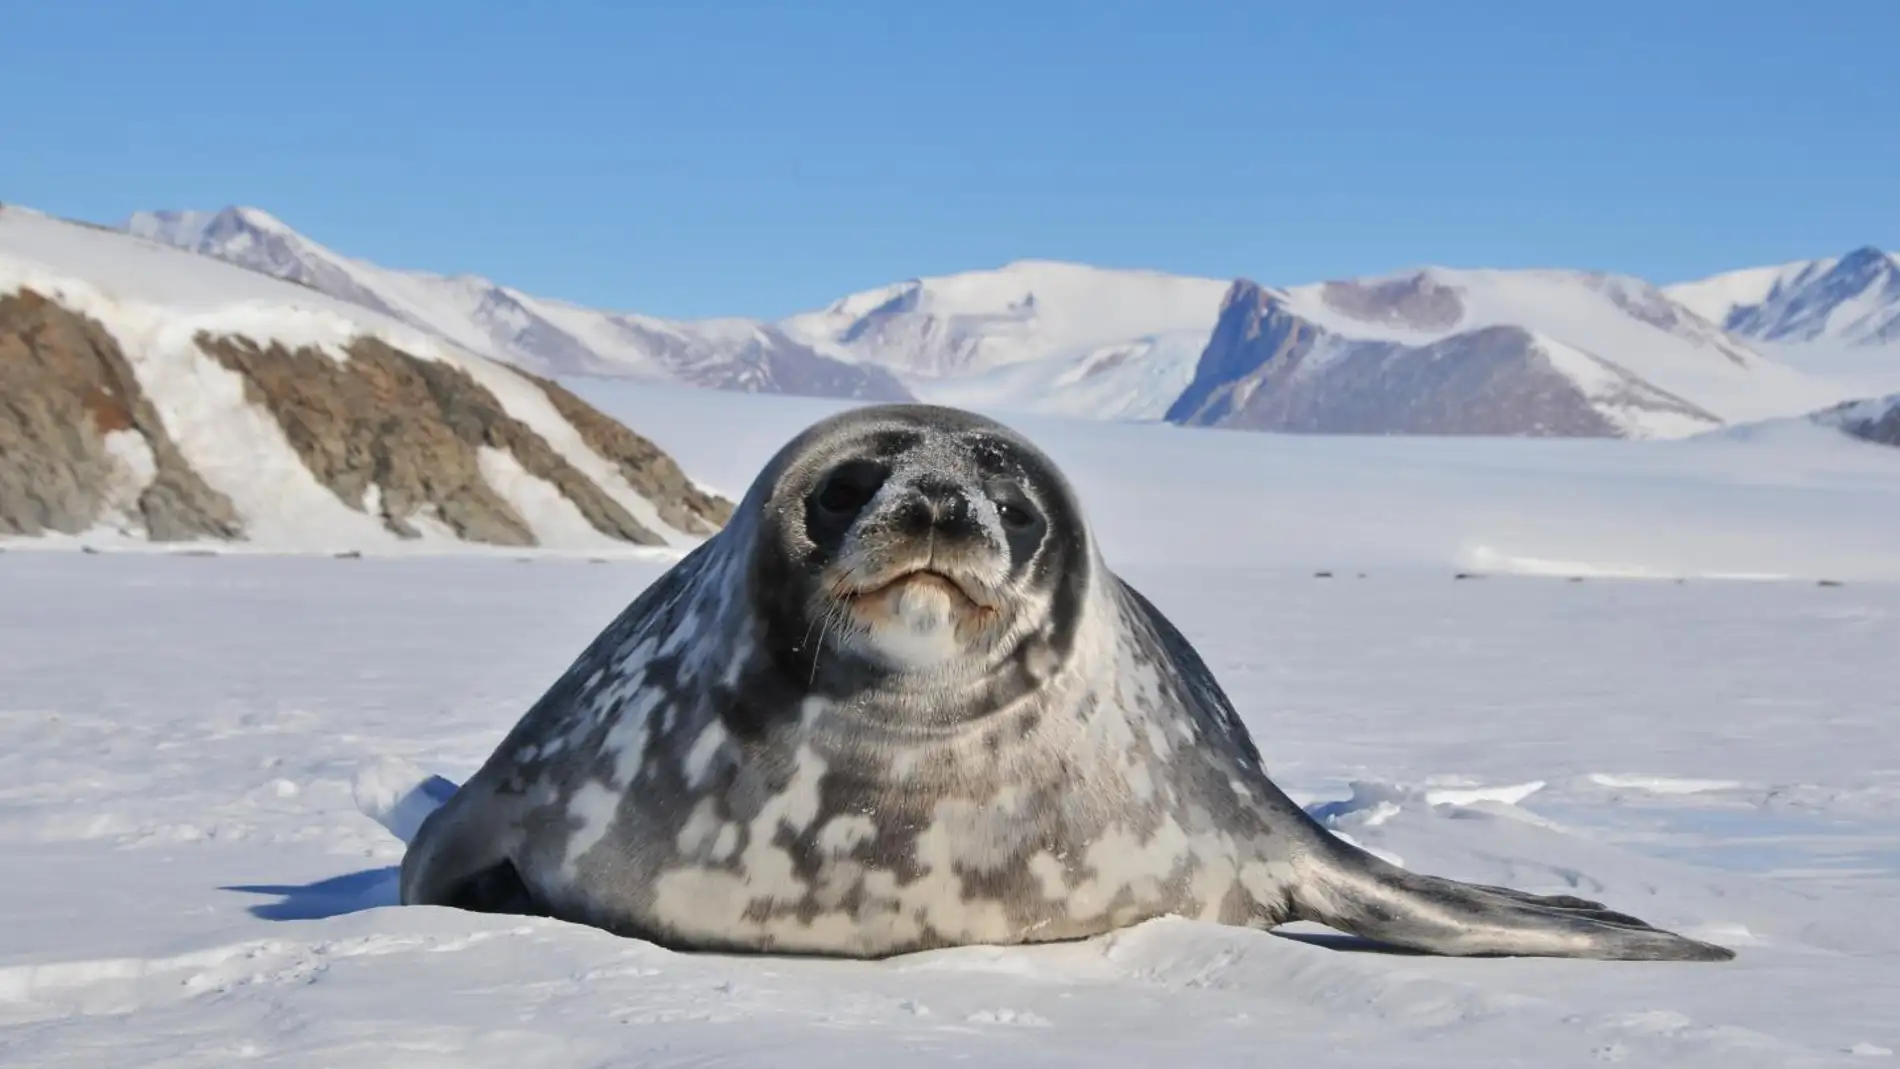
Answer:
[
  {"xmin": 1238, "ymin": 857, "xmax": 1298, "ymax": 903},
  {"xmin": 602, "ymin": 686, "xmax": 662, "ymax": 787},
  {"xmin": 1063, "ymin": 819, "xmax": 1191, "ymax": 922},
  {"xmin": 676, "ymin": 797, "xmax": 725, "ymax": 855},
  {"xmin": 660, "ymin": 608, "xmax": 701, "ymax": 657},
  {"xmin": 1028, "ymin": 851, "xmax": 1069, "ymax": 899},
  {"xmin": 682, "ymin": 720, "xmax": 731, "ymax": 788},
  {"xmin": 561, "ymin": 780, "xmax": 622, "ymax": 879},
  {"xmin": 757, "ymin": 743, "xmax": 827, "ymax": 836},
  {"xmin": 1123, "ymin": 758, "xmax": 1156, "ymax": 801},
  {"xmin": 817, "ymin": 814, "xmax": 877, "ymax": 856}
]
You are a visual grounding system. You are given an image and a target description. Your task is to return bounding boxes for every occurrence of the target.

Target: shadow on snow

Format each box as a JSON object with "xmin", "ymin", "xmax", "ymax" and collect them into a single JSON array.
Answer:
[{"xmin": 222, "ymin": 866, "xmax": 401, "ymax": 921}]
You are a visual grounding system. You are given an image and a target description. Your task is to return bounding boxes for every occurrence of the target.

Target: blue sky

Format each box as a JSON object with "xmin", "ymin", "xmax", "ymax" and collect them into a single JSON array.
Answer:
[{"xmin": 5, "ymin": 1, "xmax": 1894, "ymax": 319}]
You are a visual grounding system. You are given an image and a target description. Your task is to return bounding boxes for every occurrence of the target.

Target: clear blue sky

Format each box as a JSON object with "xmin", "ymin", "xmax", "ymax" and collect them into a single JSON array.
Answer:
[{"xmin": 5, "ymin": 1, "xmax": 1895, "ymax": 319}]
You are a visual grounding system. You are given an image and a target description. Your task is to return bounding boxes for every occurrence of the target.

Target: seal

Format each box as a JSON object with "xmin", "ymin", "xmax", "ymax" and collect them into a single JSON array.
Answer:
[{"xmin": 398, "ymin": 402, "xmax": 1734, "ymax": 962}]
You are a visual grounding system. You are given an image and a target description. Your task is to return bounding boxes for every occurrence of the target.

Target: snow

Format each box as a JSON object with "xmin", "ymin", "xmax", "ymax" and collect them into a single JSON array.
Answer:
[
  {"xmin": 5, "ymin": 530, "xmax": 1899, "ymax": 1063},
  {"xmin": 0, "ymin": 206, "xmax": 704, "ymax": 551},
  {"xmin": 1665, "ymin": 260, "xmax": 1824, "ymax": 327},
  {"xmin": 909, "ymin": 329, "xmax": 1214, "ymax": 421},
  {"xmin": 126, "ymin": 206, "xmax": 843, "ymax": 386},
  {"xmin": 1532, "ymin": 334, "xmax": 1723, "ymax": 439},
  {"xmin": 118, "ymin": 206, "xmax": 1893, "ymax": 433},
  {"xmin": 1272, "ymin": 267, "xmax": 1862, "ymax": 425},
  {"xmin": 779, "ymin": 259, "xmax": 1232, "ymax": 383},
  {"xmin": 1665, "ymin": 253, "xmax": 1900, "ymax": 397},
  {"xmin": 1746, "ymin": 338, "xmax": 1900, "ymax": 398},
  {"xmin": 472, "ymin": 447, "xmax": 628, "ymax": 552},
  {"xmin": 567, "ymin": 379, "xmax": 1900, "ymax": 582}
]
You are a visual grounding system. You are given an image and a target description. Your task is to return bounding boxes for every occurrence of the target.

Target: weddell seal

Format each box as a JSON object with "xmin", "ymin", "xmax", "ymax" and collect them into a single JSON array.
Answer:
[{"xmin": 396, "ymin": 403, "xmax": 1734, "ymax": 962}]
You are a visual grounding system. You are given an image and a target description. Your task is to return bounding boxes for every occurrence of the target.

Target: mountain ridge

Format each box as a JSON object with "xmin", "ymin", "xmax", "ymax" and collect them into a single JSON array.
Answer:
[
  {"xmin": 110, "ymin": 202, "xmax": 1900, "ymax": 440},
  {"xmin": 123, "ymin": 207, "xmax": 915, "ymax": 403}
]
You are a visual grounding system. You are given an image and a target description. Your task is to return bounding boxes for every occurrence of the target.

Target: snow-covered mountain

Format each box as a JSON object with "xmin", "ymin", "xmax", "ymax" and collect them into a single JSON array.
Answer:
[
  {"xmin": 779, "ymin": 259, "xmax": 1232, "ymax": 419},
  {"xmin": 113, "ymin": 203, "xmax": 1889, "ymax": 440},
  {"xmin": 1166, "ymin": 267, "xmax": 1861, "ymax": 438},
  {"xmin": 1668, "ymin": 247, "xmax": 1900, "ymax": 346},
  {"xmin": 1665, "ymin": 247, "xmax": 1900, "ymax": 395},
  {"xmin": 123, "ymin": 207, "xmax": 914, "ymax": 403},
  {"xmin": 1, "ymin": 205, "xmax": 732, "ymax": 552}
]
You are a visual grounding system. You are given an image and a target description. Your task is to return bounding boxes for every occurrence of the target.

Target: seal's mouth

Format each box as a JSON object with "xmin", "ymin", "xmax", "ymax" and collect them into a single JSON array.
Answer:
[{"xmin": 834, "ymin": 566, "xmax": 998, "ymax": 615}]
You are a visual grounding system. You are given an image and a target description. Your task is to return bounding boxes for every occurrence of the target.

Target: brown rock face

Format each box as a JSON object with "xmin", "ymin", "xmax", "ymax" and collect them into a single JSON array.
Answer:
[
  {"xmin": 521, "ymin": 370, "xmax": 733, "ymax": 535},
  {"xmin": 196, "ymin": 334, "xmax": 726, "ymax": 547},
  {"xmin": 1319, "ymin": 273, "xmax": 1465, "ymax": 332},
  {"xmin": 0, "ymin": 289, "xmax": 242, "ymax": 540}
]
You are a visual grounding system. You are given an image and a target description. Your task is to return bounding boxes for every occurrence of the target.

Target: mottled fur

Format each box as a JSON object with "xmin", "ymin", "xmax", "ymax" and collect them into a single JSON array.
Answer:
[{"xmin": 400, "ymin": 404, "xmax": 1734, "ymax": 962}]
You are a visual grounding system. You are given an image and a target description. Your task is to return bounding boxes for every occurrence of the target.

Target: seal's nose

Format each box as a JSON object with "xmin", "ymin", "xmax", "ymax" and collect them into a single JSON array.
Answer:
[{"xmin": 899, "ymin": 474, "xmax": 976, "ymax": 536}]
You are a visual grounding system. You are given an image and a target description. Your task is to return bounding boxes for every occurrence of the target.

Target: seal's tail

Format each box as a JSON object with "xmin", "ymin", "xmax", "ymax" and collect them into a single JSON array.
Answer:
[
  {"xmin": 1290, "ymin": 840, "xmax": 1736, "ymax": 962},
  {"xmin": 351, "ymin": 755, "xmax": 460, "ymax": 846}
]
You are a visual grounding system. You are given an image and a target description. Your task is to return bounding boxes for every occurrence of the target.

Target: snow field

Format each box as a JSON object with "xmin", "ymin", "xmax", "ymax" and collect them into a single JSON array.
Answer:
[{"xmin": 1, "ymin": 552, "xmax": 1895, "ymax": 1065}]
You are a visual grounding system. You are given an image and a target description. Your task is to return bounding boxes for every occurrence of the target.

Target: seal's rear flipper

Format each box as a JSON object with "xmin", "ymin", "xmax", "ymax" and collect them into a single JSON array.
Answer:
[
  {"xmin": 1292, "ymin": 845, "xmax": 1736, "ymax": 962},
  {"xmin": 352, "ymin": 755, "xmax": 460, "ymax": 845}
]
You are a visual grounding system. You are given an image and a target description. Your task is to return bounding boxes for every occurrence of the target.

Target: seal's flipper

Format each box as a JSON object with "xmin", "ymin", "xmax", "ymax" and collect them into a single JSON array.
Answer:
[
  {"xmin": 352, "ymin": 755, "xmax": 460, "ymax": 845},
  {"xmin": 397, "ymin": 783, "xmax": 539, "ymax": 916},
  {"xmin": 432, "ymin": 858, "xmax": 550, "ymax": 917},
  {"xmin": 1293, "ymin": 845, "xmax": 1735, "ymax": 962}
]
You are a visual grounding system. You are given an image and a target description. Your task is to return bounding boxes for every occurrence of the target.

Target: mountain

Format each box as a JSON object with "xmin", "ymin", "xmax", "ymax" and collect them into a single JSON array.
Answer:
[
  {"xmin": 113, "ymin": 203, "xmax": 1889, "ymax": 440},
  {"xmin": 1811, "ymin": 391, "xmax": 1900, "ymax": 449},
  {"xmin": 1166, "ymin": 267, "xmax": 1860, "ymax": 438},
  {"xmin": 122, "ymin": 207, "xmax": 913, "ymax": 403},
  {"xmin": 1, "ymin": 204, "xmax": 732, "ymax": 552},
  {"xmin": 1668, "ymin": 247, "xmax": 1900, "ymax": 346},
  {"xmin": 778, "ymin": 260, "xmax": 1232, "ymax": 419},
  {"xmin": 1665, "ymin": 247, "xmax": 1900, "ymax": 395}
]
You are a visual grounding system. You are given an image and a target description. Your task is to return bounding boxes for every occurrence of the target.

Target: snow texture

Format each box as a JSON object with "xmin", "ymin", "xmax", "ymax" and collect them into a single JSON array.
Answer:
[
  {"xmin": 0, "ymin": 205, "xmax": 707, "ymax": 555},
  {"xmin": 3, "ymin": 378, "xmax": 1899, "ymax": 1063},
  {"xmin": 5, "ymin": 536, "xmax": 1898, "ymax": 1064}
]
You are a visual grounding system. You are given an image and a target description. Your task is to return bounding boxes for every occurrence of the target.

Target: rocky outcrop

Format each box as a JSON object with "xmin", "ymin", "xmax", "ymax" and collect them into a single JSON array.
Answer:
[
  {"xmin": 196, "ymin": 333, "xmax": 728, "ymax": 546},
  {"xmin": 516, "ymin": 369, "xmax": 733, "ymax": 534},
  {"xmin": 1819, "ymin": 393, "xmax": 1900, "ymax": 448},
  {"xmin": 0, "ymin": 289, "xmax": 242, "ymax": 540},
  {"xmin": 1847, "ymin": 402, "xmax": 1900, "ymax": 446},
  {"xmin": 1319, "ymin": 272, "xmax": 1463, "ymax": 331},
  {"xmin": 4, "ymin": 201, "xmax": 736, "ymax": 552},
  {"xmin": 1165, "ymin": 281, "xmax": 1322, "ymax": 426},
  {"xmin": 1165, "ymin": 280, "xmax": 1720, "ymax": 437}
]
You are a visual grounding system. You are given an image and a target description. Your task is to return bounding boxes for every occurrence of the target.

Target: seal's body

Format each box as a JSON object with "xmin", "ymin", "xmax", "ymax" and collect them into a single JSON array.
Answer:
[{"xmin": 400, "ymin": 404, "xmax": 1733, "ymax": 962}]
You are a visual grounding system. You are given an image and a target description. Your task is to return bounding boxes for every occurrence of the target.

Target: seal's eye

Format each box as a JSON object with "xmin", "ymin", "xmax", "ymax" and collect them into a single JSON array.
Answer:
[
  {"xmin": 987, "ymin": 481, "xmax": 1045, "ymax": 544},
  {"xmin": 997, "ymin": 502, "xmax": 1035, "ymax": 530},
  {"xmin": 811, "ymin": 460, "xmax": 888, "ymax": 521}
]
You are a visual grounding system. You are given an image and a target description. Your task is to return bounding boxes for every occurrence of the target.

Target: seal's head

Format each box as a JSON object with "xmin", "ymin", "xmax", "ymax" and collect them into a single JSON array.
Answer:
[{"xmin": 743, "ymin": 404, "xmax": 1092, "ymax": 701}]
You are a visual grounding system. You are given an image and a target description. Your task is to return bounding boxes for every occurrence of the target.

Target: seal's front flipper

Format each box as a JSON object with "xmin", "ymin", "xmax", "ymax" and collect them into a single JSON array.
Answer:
[
  {"xmin": 397, "ymin": 782, "xmax": 542, "ymax": 917},
  {"xmin": 1293, "ymin": 845, "xmax": 1736, "ymax": 962},
  {"xmin": 434, "ymin": 858, "xmax": 550, "ymax": 916}
]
